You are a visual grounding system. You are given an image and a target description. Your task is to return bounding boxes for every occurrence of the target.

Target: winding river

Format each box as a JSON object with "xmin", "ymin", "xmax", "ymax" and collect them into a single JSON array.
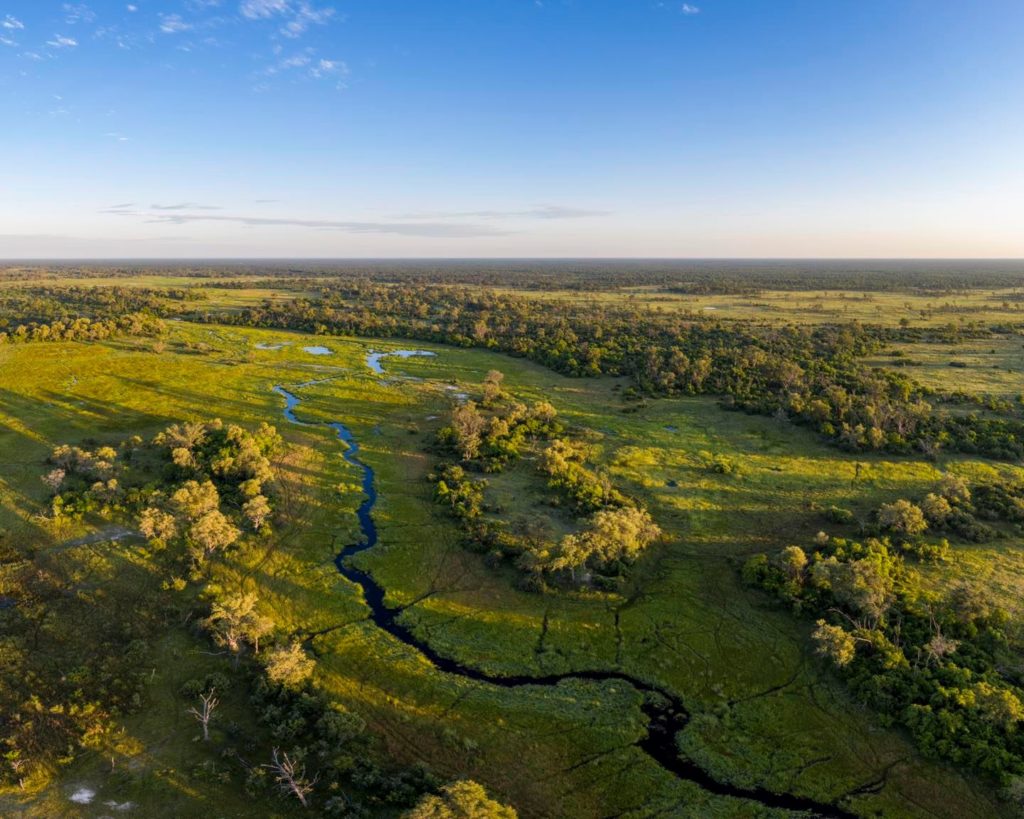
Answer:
[{"xmin": 272, "ymin": 354, "xmax": 857, "ymax": 819}]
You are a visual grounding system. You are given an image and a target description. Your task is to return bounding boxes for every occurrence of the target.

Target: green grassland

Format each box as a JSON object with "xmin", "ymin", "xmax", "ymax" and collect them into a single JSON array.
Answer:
[
  {"xmin": 864, "ymin": 334, "xmax": 1024, "ymax": 399},
  {"xmin": 485, "ymin": 285, "xmax": 1024, "ymax": 327},
  {"xmin": 1, "ymin": 319, "xmax": 1019, "ymax": 817}
]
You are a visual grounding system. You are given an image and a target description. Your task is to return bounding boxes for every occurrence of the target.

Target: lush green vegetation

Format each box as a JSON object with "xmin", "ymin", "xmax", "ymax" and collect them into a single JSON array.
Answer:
[{"xmin": 2, "ymin": 263, "xmax": 1024, "ymax": 817}]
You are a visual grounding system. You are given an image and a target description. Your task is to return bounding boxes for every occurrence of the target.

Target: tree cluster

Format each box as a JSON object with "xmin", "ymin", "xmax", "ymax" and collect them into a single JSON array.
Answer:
[{"xmin": 744, "ymin": 529, "xmax": 1024, "ymax": 788}]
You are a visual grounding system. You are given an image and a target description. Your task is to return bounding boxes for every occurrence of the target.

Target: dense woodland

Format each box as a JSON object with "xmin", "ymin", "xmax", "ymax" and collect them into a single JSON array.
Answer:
[{"xmin": 7, "ymin": 259, "xmax": 1024, "ymax": 292}]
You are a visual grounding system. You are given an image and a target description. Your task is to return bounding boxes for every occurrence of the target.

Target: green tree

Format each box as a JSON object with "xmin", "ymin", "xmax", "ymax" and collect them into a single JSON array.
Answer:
[
  {"xmin": 878, "ymin": 499, "xmax": 928, "ymax": 536},
  {"xmin": 812, "ymin": 620, "xmax": 857, "ymax": 667},
  {"xmin": 920, "ymin": 493, "xmax": 952, "ymax": 525},
  {"xmin": 404, "ymin": 780, "xmax": 517, "ymax": 819},
  {"xmin": 204, "ymin": 592, "xmax": 274, "ymax": 656},
  {"xmin": 546, "ymin": 507, "xmax": 660, "ymax": 577},
  {"xmin": 450, "ymin": 402, "xmax": 487, "ymax": 461},
  {"xmin": 265, "ymin": 642, "xmax": 315, "ymax": 689}
]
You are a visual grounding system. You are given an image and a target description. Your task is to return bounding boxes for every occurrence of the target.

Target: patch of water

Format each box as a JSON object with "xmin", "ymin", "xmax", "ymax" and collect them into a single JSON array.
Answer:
[
  {"xmin": 303, "ymin": 345, "xmax": 333, "ymax": 355},
  {"xmin": 255, "ymin": 342, "xmax": 289, "ymax": 350},
  {"xmin": 443, "ymin": 385, "xmax": 469, "ymax": 402},
  {"xmin": 70, "ymin": 787, "xmax": 96, "ymax": 804},
  {"xmin": 366, "ymin": 349, "xmax": 435, "ymax": 375}
]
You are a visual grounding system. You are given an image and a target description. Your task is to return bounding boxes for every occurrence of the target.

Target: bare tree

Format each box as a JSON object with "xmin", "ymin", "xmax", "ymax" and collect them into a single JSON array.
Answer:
[
  {"xmin": 186, "ymin": 689, "xmax": 219, "ymax": 741},
  {"xmin": 265, "ymin": 747, "xmax": 318, "ymax": 808},
  {"xmin": 7, "ymin": 755, "xmax": 27, "ymax": 790}
]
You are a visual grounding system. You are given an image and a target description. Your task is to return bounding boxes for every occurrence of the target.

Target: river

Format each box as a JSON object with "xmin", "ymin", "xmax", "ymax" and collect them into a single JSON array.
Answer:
[{"xmin": 272, "ymin": 352, "xmax": 855, "ymax": 818}]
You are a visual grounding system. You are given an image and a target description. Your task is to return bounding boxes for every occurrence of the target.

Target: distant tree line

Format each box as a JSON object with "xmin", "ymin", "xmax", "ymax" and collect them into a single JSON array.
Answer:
[{"xmin": 8, "ymin": 259, "xmax": 1024, "ymax": 292}]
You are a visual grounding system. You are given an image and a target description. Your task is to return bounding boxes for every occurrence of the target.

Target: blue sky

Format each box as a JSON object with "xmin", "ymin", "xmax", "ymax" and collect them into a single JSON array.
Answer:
[{"xmin": 2, "ymin": 1, "xmax": 1023, "ymax": 258}]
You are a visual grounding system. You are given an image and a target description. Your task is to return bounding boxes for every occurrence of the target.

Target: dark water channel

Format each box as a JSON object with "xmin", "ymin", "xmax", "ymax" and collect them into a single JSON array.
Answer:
[{"xmin": 272, "ymin": 374, "xmax": 854, "ymax": 819}]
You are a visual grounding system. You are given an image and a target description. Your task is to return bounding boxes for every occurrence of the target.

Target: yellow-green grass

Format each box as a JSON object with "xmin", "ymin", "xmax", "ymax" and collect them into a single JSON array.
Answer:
[
  {"xmin": 0, "ymin": 323, "xmax": 1016, "ymax": 817},
  {"xmin": 865, "ymin": 334, "xmax": 1024, "ymax": 398},
  {"xmin": 483, "ymin": 285, "xmax": 1024, "ymax": 328}
]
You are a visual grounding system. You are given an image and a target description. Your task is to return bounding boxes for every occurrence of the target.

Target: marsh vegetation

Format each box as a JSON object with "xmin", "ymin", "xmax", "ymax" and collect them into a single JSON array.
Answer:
[{"xmin": 2, "ymin": 261, "xmax": 1024, "ymax": 817}]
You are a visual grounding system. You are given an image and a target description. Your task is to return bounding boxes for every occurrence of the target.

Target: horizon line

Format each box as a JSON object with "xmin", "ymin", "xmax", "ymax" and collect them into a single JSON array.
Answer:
[{"xmin": 3, "ymin": 256, "xmax": 1024, "ymax": 264}]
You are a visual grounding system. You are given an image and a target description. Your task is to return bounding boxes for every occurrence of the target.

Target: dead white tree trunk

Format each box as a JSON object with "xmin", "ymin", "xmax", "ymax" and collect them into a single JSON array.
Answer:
[
  {"xmin": 186, "ymin": 689, "xmax": 219, "ymax": 741},
  {"xmin": 265, "ymin": 747, "xmax": 317, "ymax": 808}
]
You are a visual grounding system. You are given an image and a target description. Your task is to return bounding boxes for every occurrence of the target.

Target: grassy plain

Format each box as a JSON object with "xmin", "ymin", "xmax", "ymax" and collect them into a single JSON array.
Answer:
[{"xmin": 0, "ymin": 317, "xmax": 1019, "ymax": 817}]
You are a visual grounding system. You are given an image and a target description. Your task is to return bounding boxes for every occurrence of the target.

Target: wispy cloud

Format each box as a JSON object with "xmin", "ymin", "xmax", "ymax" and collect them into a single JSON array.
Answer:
[
  {"xmin": 148, "ymin": 200, "xmax": 218, "ymax": 207},
  {"xmin": 240, "ymin": 0, "xmax": 291, "ymax": 19},
  {"xmin": 239, "ymin": 0, "xmax": 336, "ymax": 38},
  {"xmin": 265, "ymin": 52, "xmax": 311, "ymax": 73},
  {"xmin": 63, "ymin": 4, "xmax": 96, "ymax": 25},
  {"xmin": 262, "ymin": 49, "xmax": 345, "ymax": 82},
  {"xmin": 681, "ymin": 4, "xmax": 700, "ymax": 15},
  {"xmin": 281, "ymin": 2, "xmax": 335, "ymax": 38},
  {"xmin": 105, "ymin": 132, "xmax": 130, "ymax": 142},
  {"xmin": 1, "ymin": 15, "xmax": 24, "ymax": 31},
  {"xmin": 310, "ymin": 58, "xmax": 345, "ymax": 78},
  {"xmin": 46, "ymin": 34, "xmax": 78, "ymax": 48},
  {"xmin": 399, "ymin": 205, "xmax": 608, "ymax": 221},
  {"xmin": 146, "ymin": 212, "xmax": 509, "ymax": 237},
  {"xmin": 104, "ymin": 205, "xmax": 508, "ymax": 237},
  {"xmin": 159, "ymin": 14, "xmax": 193, "ymax": 34}
]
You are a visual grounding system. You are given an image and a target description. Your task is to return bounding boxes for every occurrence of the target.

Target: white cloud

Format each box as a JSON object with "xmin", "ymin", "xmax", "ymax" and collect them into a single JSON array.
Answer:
[
  {"xmin": 399, "ymin": 206, "xmax": 609, "ymax": 221},
  {"xmin": 240, "ymin": 0, "xmax": 290, "ymax": 19},
  {"xmin": 137, "ymin": 211, "xmax": 509, "ymax": 237},
  {"xmin": 160, "ymin": 14, "xmax": 193, "ymax": 34},
  {"xmin": 263, "ymin": 50, "xmax": 346, "ymax": 83},
  {"xmin": 0, "ymin": 35, "xmax": 15, "ymax": 47},
  {"xmin": 63, "ymin": 4, "xmax": 96, "ymax": 25},
  {"xmin": 150, "ymin": 202, "xmax": 221, "ymax": 210},
  {"xmin": 47, "ymin": 35, "xmax": 78, "ymax": 48},
  {"xmin": 126, "ymin": 4, "xmax": 138, "ymax": 12},
  {"xmin": 310, "ymin": 57, "xmax": 345, "ymax": 78},
  {"xmin": 2, "ymin": 15, "xmax": 25, "ymax": 30},
  {"xmin": 281, "ymin": 2, "xmax": 334, "ymax": 38},
  {"xmin": 239, "ymin": 1, "xmax": 335, "ymax": 37},
  {"xmin": 681, "ymin": 4, "xmax": 700, "ymax": 14},
  {"xmin": 265, "ymin": 52, "xmax": 311, "ymax": 74}
]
